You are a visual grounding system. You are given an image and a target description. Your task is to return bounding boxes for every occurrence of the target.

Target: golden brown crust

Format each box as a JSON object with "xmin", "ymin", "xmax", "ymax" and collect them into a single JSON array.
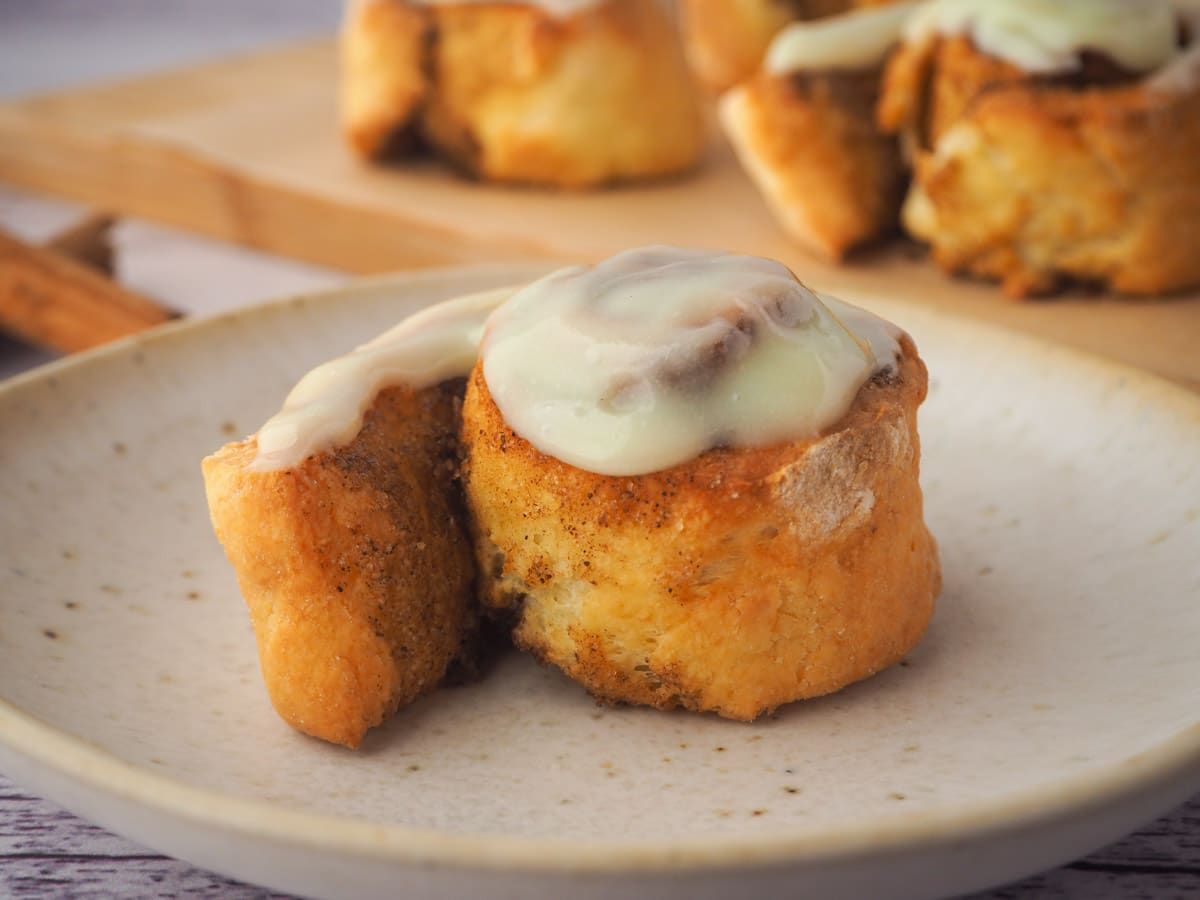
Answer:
[
  {"xmin": 202, "ymin": 383, "xmax": 476, "ymax": 748},
  {"xmin": 460, "ymin": 337, "xmax": 940, "ymax": 721},
  {"xmin": 879, "ymin": 36, "xmax": 1200, "ymax": 297},
  {"xmin": 721, "ymin": 68, "xmax": 904, "ymax": 258},
  {"xmin": 341, "ymin": 0, "xmax": 705, "ymax": 187}
]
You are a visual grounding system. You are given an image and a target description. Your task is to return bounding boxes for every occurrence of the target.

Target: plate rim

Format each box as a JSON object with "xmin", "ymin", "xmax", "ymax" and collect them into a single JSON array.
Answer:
[
  {"xmin": 2, "ymin": 263, "xmax": 1200, "ymax": 875},
  {"xmin": 3, "ymin": 696, "xmax": 1200, "ymax": 874}
]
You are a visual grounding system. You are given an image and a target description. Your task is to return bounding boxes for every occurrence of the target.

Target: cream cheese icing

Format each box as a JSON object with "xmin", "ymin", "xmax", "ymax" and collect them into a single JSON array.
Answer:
[
  {"xmin": 481, "ymin": 247, "xmax": 901, "ymax": 476},
  {"xmin": 252, "ymin": 247, "xmax": 902, "ymax": 477}
]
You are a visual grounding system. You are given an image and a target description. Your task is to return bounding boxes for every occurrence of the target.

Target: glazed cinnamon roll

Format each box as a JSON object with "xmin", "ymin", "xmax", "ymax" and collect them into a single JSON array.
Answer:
[
  {"xmin": 462, "ymin": 247, "xmax": 939, "ymax": 720},
  {"xmin": 879, "ymin": 0, "xmax": 1200, "ymax": 297},
  {"xmin": 341, "ymin": 0, "xmax": 705, "ymax": 187},
  {"xmin": 205, "ymin": 247, "xmax": 940, "ymax": 742},
  {"xmin": 720, "ymin": 2, "xmax": 919, "ymax": 258}
]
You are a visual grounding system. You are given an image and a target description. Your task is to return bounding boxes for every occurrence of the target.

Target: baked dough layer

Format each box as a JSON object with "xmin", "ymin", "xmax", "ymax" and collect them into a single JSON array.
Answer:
[
  {"xmin": 879, "ymin": 35, "xmax": 1200, "ymax": 297},
  {"xmin": 461, "ymin": 336, "xmax": 940, "ymax": 720},
  {"xmin": 203, "ymin": 383, "xmax": 476, "ymax": 748}
]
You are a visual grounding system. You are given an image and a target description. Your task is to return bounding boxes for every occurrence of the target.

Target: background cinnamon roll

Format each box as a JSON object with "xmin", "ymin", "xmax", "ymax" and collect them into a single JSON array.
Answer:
[
  {"xmin": 461, "ymin": 247, "xmax": 940, "ymax": 720},
  {"xmin": 879, "ymin": 0, "xmax": 1200, "ymax": 297},
  {"xmin": 720, "ymin": 2, "xmax": 917, "ymax": 258},
  {"xmin": 341, "ymin": 0, "xmax": 705, "ymax": 187}
]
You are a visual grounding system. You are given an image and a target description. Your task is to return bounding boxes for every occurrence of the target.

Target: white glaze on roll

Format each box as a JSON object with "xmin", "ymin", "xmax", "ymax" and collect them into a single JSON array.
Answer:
[
  {"xmin": 252, "ymin": 285, "xmax": 516, "ymax": 471},
  {"xmin": 481, "ymin": 247, "xmax": 899, "ymax": 476},
  {"xmin": 765, "ymin": 2, "xmax": 923, "ymax": 74},
  {"xmin": 905, "ymin": 0, "xmax": 1183, "ymax": 73},
  {"xmin": 252, "ymin": 247, "xmax": 903, "ymax": 477}
]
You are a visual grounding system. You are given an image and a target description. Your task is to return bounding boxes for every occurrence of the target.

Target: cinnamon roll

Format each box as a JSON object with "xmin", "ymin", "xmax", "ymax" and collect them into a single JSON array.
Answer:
[
  {"xmin": 462, "ymin": 247, "xmax": 939, "ymax": 720},
  {"xmin": 341, "ymin": 0, "xmax": 705, "ymax": 187},
  {"xmin": 878, "ymin": 0, "xmax": 1200, "ymax": 297},
  {"xmin": 720, "ymin": 2, "xmax": 919, "ymax": 258},
  {"xmin": 205, "ymin": 247, "xmax": 939, "ymax": 742}
]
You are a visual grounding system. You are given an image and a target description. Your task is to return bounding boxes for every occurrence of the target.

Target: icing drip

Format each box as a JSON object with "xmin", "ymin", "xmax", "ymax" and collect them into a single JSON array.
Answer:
[{"xmin": 252, "ymin": 285, "xmax": 515, "ymax": 471}]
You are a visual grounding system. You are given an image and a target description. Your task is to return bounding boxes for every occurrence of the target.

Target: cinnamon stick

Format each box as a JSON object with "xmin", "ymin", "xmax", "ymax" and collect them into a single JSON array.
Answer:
[
  {"xmin": 45, "ymin": 212, "xmax": 116, "ymax": 276},
  {"xmin": 0, "ymin": 222, "xmax": 174, "ymax": 354}
]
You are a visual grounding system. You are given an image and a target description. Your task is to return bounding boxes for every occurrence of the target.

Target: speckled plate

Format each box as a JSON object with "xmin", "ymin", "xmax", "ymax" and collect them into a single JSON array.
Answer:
[{"xmin": 1, "ymin": 265, "xmax": 1199, "ymax": 900}]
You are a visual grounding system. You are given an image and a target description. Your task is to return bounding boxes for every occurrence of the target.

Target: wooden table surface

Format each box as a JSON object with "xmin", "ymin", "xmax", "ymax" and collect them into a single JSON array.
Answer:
[
  {"xmin": 4, "ymin": 776, "xmax": 1196, "ymax": 900},
  {"xmin": 1, "ymin": 3, "xmax": 1199, "ymax": 898}
]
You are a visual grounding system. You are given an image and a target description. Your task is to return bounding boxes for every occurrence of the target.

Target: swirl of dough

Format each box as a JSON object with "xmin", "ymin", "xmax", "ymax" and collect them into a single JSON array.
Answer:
[{"xmin": 481, "ymin": 246, "xmax": 898, "ymax": 476}]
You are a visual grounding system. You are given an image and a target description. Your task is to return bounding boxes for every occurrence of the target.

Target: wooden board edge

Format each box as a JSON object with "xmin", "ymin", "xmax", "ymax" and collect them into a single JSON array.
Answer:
[{"xmin": 0, "ymin": 113, "xmax": 570, "ymax": 274}]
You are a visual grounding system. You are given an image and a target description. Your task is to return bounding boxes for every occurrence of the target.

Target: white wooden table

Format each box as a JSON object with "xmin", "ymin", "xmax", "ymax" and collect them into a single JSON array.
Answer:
[{"xmin": 1, "ymin": 3, "xmax": 1198, "ymax": 898}]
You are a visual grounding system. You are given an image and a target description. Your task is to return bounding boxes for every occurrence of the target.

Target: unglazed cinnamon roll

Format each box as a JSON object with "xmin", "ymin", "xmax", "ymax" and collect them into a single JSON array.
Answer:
[
  {"xmin": 680, "ymin": 0, "xmax": 904, "ymax": 92},
  {"xmin": 720, "ymin": 2, "xmax": 919, "ymax": 258},
  {"xmin": 878, "ymin": 0, "xmax": 1200, "ymax": 297},
  {"xmin": 341, "ymin": 0, "xmax": 705, "ymax": 187},
  {"xmin": 462, "ymin": 247, "xmax": 939, "ymax": 720}
]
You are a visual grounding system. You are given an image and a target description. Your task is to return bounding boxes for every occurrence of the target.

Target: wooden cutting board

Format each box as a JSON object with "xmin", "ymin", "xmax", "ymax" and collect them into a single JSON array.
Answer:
[{"xmin": 1, "ymin": 40, "xmax": 1197, "ymax": 390}]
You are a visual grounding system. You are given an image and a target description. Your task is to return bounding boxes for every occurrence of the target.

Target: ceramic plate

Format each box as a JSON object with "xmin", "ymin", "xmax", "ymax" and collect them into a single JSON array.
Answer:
[{"xmin": 1, "ymin": 266, "xmax": 1198, "ymax": 900}]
